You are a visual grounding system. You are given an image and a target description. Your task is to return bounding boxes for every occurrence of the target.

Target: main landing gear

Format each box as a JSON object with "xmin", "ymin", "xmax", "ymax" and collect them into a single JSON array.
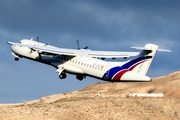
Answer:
[
  {"xmin": 58, "ymin": 72, "xmax": 84, "ymax": 81},
  {"xmin": 14, "ymin": 57, "xmax": 19, "ymax": 61},
  {"xmin": 57, "ymin": 69, "xmax": 84, "ymax": 81},
  {"xmin": 76, "ymin": 74, "xmax": 84, "ymax": 81}
]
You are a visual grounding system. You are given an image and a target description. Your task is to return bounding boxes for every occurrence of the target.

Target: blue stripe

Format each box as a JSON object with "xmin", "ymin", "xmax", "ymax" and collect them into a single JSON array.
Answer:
[
  {"xmin": 121, "ymin": 57, "xmax": 146, "ymax": 69},
  {"xmin": 102, "ymin": 56, "xmax": 152, "ymax": 80},
  {"xmin": 107, "ymin": 66, "xmax": 122, "ymax": 79}
]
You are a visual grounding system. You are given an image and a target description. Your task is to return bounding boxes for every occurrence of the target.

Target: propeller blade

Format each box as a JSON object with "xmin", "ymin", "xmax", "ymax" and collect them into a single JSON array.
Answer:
[
  {"xmin": 76, "ymin": 39, "xmax": 80, "ymax": 50},
  {"xmin": 36, "ymin": 35, "xmax": 39, "ymax": 42}
]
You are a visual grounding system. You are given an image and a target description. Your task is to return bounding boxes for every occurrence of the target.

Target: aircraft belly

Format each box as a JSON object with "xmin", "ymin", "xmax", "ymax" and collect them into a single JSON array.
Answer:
[
  {"xmin": 84, "ymin": 69, "xmax": 104, "ymax": 78},
  {"xmin": 117, "ymin": 71, "xmax": 151, "ymax": 81},
  {"xmin": 65, "ymin": 65, "xmax": 84, "ymax": 74}
]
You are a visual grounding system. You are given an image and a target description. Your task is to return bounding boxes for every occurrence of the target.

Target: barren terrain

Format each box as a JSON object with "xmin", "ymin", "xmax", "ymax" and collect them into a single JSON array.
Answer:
[{"xmin": 1, "ymin": 71, "xmax": 180, "ymax": 120}]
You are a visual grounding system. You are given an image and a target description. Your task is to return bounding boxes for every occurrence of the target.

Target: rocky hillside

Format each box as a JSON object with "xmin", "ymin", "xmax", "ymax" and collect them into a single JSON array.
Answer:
[{"xmin": 1, "ymin": 71, "xmax": 180, "ymax": 120}]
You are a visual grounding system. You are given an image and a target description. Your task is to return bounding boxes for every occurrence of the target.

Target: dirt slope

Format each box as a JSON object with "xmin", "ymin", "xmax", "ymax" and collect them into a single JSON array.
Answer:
[{"xmin": 1, "ymin": 71, "xmax": 180, "ymax": 120}]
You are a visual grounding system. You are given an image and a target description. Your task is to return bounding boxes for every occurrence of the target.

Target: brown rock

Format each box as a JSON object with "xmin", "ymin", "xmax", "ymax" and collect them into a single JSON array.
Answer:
[{"xmin": 1, "ymin": 71, "xmax": 180, "ymax": 120}]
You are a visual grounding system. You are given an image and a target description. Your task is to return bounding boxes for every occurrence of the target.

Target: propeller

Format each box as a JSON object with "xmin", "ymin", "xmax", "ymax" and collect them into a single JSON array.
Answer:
[
  {"xmin": 36, "ymin": 35, "xmax": 39, "ymax": 42},
  {"xmin": 76, "ymin": 39, "xmax": 80, "ymax": 50},
  {"xmin": 35, "ymin": 35, "xmax": 42, "ymax": 60},
  {"xmin": 83, "ymin": 46, "xmax": 88, "ymax": 49},
  {"xmin": 76, "ymin": 39, "xmax": 88, "ymax": 50}
]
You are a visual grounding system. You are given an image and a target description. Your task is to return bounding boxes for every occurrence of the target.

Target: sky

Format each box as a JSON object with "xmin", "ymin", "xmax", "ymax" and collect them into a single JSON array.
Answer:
[{"xmin": 0, "ymin": 0, "xmax": 180, "ymax": 103}]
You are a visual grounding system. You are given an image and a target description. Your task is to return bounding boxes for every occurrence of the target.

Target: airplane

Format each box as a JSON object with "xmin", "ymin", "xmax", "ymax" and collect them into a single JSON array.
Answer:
[{"xmin": 7, "ymin": 38, "xmax": 171, "ymax": 82}]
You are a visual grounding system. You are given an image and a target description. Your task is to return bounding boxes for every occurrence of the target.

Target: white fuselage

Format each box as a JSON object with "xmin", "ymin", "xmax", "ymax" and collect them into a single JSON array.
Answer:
[{"xmin": 10, "ymin": 40, "xmax": 152, "ymax": 82}]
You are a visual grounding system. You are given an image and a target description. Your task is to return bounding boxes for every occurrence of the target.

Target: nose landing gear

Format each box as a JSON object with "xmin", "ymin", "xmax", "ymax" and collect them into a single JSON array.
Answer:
[{"xmin": 59, "ymin": 72, "xmax": 67, "ymax": 79}]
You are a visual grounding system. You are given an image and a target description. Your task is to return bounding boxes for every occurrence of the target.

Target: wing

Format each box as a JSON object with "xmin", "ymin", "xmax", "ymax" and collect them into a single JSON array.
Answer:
[{"xmin": 7, "ymin": 42, "xmax": 139, "ymax": 58}]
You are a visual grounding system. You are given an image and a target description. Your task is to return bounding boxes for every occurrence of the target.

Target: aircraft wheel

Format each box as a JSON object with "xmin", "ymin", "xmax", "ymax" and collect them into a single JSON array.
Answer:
[
  {"xmin": 59, "ymin": 73, "xmax": 66, "ymax": 79},
  {"xmin": 14, "ymin": 57, "xmax": 19, "ymax": 61},
  {"xmin": 76, "ymin": 75, "xmax": 83, "ymax": 81}
]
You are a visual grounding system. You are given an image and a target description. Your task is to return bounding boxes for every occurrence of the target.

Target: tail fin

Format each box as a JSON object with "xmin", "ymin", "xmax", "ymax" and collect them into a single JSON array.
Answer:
[
  {"xmin": 102, "ymin": 43, "xmax": 170, "ymax": 81},
  {"xmin": 130, "ymin": 44, "xmax": 158, "ymax": 75}
]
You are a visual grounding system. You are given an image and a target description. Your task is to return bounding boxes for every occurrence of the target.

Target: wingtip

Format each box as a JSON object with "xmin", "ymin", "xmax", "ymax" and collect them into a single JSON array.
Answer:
[
  {"xmin": 7, "ymin": 41, "xmax": 16, "ymax": 45},
  {"xmin": 7, "ymin": 41, "xmax": 11, "ymax": 44}
]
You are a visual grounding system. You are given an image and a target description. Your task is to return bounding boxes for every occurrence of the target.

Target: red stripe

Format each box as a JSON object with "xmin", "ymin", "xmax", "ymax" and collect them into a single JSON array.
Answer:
[
  {"xmin": 113, "ymin": 70, "xmax": 129, "ymax": 80},
  {"xmin": 112, "ymin": 60, "xmax": 146, "ymax": 80},
  {"xmin": 129, "ymin": 61, "xmax": 145, "ymax": 70}
]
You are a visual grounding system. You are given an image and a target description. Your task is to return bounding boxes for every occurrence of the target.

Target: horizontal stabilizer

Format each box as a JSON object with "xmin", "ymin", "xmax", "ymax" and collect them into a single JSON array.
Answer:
[
  {"xmin": 157, "ymin": 49, "xmax": 172, "ymax": 52},
  {"xmin": 131, "ymin": 45, "xmax": 171, "ymax": 52}
]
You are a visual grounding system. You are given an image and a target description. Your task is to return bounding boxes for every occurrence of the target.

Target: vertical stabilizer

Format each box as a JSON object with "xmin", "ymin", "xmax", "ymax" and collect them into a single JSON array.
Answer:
[{"xmin": 132, "ymin": 44, "xmax": 158, "ymax": 75}]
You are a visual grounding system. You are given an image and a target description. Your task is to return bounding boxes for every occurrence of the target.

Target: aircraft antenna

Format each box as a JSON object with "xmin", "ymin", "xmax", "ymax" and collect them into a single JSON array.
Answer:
[{"xmin": 76, "ymin": 39, "xmax": 80, "ymax": 50}]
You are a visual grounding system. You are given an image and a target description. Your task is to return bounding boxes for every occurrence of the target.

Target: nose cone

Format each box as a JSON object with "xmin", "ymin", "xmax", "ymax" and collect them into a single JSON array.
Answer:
[
  {"xmin": 10, "ymin": 45, "xmax": 21, "ymax": 59},
  {"xmin": 11, "ymin": 45, "xmax": 24, "ymax": 55},
  {"xmin": 10, "ymin": 45, "xmax": 33, "ymax": 59},
  {"xmin": 11, "ymin": 45, "xmax": 18, "ymax": 53}
]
